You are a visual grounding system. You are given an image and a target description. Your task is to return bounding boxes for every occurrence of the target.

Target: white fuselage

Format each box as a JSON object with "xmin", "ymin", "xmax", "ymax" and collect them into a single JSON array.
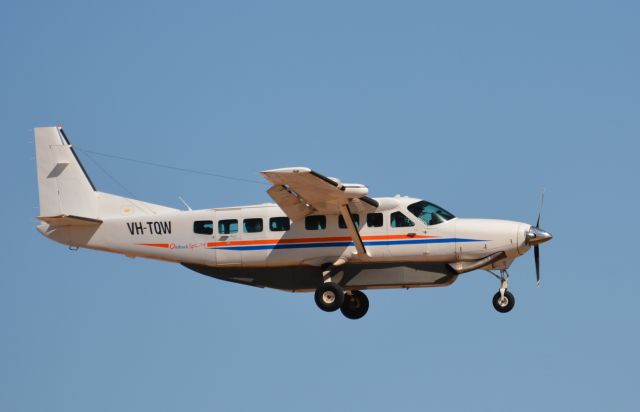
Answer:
[{"xmin": 39, "ymin": 196, "xmax": 531, "ymax": 274}]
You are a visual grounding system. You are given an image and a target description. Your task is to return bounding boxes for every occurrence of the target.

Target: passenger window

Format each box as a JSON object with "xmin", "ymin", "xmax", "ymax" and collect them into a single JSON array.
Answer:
[
  {"xmin": 390, "ymin": 211, "xmax": 415, "ymax": 228},
  {"xmin": 338, "ymin": 214, "xmax": 360, "ymax": 229},
  {"xmin": 270, "ymin": 217, "xmax": 290, "ymax": 231},
  {"xmin": 367, "ymin": 213, "xmax": 383, "ymax": 228},
  {"xmin": 243, "ymin": 218, "xmax": 263, "ymax": 233},
  {"xmin": 305, "ymin": 215, "xmax": 326, "ymax": 230},
  {"xmin": 193, "ymin": 220, "xmax": 213, "ymax": 235},
  {"xmin": 218, "ymin": 219, "xmax": 238, "ymax": 234}
]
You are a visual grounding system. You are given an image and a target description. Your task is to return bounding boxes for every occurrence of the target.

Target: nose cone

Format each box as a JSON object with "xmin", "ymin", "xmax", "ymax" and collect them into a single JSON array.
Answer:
[{"xmin": 526, "ymin": 226, "xmax": 553, "ymax": 245}]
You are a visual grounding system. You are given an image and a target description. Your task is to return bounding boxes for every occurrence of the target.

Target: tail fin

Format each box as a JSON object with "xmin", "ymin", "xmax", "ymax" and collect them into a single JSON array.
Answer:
[
  {"xmin": 35, "ymin": 126, "xmax": 178, "ymax": 223},
  {"xmin": 35, "ymin": 126, "xmax": 99, "ymax": 218}
]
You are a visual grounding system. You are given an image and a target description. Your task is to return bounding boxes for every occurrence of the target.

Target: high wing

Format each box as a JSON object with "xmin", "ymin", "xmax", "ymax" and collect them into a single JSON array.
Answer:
[{"xmin": 260, "ymin": 167, "xmax": 379, "ymax": 256}]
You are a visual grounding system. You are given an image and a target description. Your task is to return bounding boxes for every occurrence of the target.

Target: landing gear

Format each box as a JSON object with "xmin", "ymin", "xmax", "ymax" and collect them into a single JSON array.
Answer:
[
  {"xmin": 340, "ymin": 290, "xmax": 369, "ymax": 320},
  {"xmin": 488, "ymin": 269, "xmax": 516, "ymax": 313},
  {"xmin": 314, "ymin": 282, "xmax": 344, "ymax": 312},
  {"xmin": 492, "ymin": 290, "xmax": 515, "ymax": 313},
  {"xmin": 313, "ymin": 282, "xmax": 370, "ymax": 319}
]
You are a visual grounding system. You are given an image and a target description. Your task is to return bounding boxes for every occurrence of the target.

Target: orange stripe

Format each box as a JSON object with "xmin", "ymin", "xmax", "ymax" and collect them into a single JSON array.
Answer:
[
  {"xmin": 138, "ymin": 243, "xmax": 171, "ymax": 248},
  {"xmin": 362, "ymin": 234, "xmax": 433, "ymax": 240}
]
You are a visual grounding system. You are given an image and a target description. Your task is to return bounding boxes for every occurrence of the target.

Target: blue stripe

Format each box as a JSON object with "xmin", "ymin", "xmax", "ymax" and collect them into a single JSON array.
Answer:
[
  {"xmin": 211, "ymin": 238, "xmax": 484, "ymax": 251},
  {"xmin": 220, "ymin": 242, "xmax": 351, "ymax": 251}
]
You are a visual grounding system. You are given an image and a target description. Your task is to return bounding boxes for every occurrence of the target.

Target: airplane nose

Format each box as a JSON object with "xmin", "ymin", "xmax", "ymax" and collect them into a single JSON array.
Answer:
[{"xmin": 526, "ymin": 226, "xmax": 553, "ymax": 245}]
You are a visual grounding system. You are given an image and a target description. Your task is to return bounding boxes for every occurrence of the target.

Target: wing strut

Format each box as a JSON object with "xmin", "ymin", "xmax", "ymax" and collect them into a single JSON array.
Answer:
[{"xmin": 339, "ymin": 203, "xmax": 367, "ymax": 256}]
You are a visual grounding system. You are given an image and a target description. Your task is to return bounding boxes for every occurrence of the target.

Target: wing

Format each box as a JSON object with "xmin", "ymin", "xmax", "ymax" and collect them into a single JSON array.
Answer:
[
  {"xmin": 261, "ymin": 167, "xmax": 379, "ymax": 256},
  {"xmin": 261, "ymin": 167, "xmax": 378, "ymax": 218}
]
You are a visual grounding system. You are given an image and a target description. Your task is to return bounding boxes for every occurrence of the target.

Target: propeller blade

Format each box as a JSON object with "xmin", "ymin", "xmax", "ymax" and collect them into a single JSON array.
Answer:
[
  {"xmin": 534, "ymin": 245, "xmax": 540, "ymax": 287},
  {"xmin": 536, "ymin": 191, "xmax": 545, "ymax": 228}
]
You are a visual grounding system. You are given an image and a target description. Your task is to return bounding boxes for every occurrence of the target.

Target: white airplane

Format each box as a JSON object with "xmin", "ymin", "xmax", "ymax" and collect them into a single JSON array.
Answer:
[{"xmin": 34, "ymin": 126, "xmax": 552, "ymax": 319}]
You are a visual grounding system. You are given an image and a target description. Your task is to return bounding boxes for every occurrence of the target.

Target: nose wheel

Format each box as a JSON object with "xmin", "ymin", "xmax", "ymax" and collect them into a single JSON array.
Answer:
[
  {"xmin": 492, "ymin": 290, "xmax": 515, "ymax": 313},
  {"xmin": 488, "ymin": 270, "xmax": 516, "ymax": 313}
]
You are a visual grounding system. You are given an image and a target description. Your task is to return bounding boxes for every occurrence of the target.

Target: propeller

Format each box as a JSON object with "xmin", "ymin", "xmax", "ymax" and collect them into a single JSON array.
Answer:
[
  {"xmin": 526, "ymin": 191, "xmax": 552, "ymax": 288},
  {"xmin": 534, "ymin": 242, "xmax": 540, "ymax": 287}
]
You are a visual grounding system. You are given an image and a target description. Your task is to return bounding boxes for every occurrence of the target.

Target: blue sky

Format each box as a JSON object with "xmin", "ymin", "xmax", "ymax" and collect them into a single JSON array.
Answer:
[{"xmin": 2, "ymin": 1, "xmax": 639, "ymax": 411}]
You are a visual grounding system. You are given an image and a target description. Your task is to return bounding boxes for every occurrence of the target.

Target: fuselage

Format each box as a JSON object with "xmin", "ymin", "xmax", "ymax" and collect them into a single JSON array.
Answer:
[{"xmin": 38, "ymin": 196, "xmax": 531, "ymax": 276}]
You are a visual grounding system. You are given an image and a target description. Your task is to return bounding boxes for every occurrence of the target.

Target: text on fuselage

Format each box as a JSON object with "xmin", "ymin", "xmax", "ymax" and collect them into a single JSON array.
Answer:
[{"xmin": 126, "ymin": 221, "xmax": 172, "ymax": 235}]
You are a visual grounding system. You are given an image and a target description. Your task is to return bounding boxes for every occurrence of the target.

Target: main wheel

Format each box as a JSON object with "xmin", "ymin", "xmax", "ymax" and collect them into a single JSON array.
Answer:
[
  {"xmin": 492, "ymin": 290, "xmax": 515, "ymax": 313},
  {"xmin": 314, "ymin": 282, "xmax": 344, "ymax": 312},
  {"xmin": 340, "ymin": 290, "xmax": 369, "ymax": 320}
]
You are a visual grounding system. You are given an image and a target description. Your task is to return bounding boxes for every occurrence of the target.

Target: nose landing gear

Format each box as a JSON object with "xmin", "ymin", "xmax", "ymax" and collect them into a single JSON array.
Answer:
[
  {"xmin": 489, "ymin": 270, "xmax": 516, "ymax": 313},
  {"xmin": 492, "ymin": 290, "xmax": 515, "ymax": 313}
]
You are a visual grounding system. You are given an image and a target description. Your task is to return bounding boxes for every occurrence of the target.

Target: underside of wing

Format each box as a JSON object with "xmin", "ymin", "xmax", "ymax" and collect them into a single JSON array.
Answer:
[
  {"xmin": 261, "ymin": 167, "xmax": 377, "ymax": 218},
  {"xmin": 261, "ymin": 167, "xmax": 379, "ymax": 256}
]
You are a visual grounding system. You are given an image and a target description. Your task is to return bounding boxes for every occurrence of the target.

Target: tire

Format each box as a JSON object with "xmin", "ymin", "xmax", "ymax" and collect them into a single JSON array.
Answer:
[
  {"xmin": 314, "ymin": 282, "xmax": 344, "ymax": 312},
  {"xmin": 340, "ymin": 290, "xmax": 369, "ymax": 320},
  {"xmin": 492, "ymin": 291, "xmax": 515, "ymax": 313}
]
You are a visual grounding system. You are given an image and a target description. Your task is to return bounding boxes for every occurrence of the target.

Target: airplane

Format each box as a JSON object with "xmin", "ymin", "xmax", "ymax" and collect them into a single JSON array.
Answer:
[{"xmin": 34, "ymin": 126, "xmax": 553, "ymax": 319}]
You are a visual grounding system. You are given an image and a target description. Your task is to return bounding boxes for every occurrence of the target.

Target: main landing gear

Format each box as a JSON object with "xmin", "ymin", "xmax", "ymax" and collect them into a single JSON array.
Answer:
[
  {"xmin": 314, "ymin": 282, "xmax": 369, "ymax": 319},
  {"xmin": 341, "ymin": 290, "xmax": 369, "ymax": 320},
  {"xmin": 489, "ymin": 270, "xmax": 516, "ymax": 313}
]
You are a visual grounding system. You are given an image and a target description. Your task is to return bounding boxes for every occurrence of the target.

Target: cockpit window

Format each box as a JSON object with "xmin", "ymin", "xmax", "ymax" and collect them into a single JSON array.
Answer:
[{"xmin": 408, "ymin": 200, "xmax": 455, "ymax": 226}]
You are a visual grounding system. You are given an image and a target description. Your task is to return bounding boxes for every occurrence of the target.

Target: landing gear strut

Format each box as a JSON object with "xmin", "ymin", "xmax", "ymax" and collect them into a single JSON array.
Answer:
[{"xmin": 489, "ymin": 270, "xmax": 515, "ymax": 313}]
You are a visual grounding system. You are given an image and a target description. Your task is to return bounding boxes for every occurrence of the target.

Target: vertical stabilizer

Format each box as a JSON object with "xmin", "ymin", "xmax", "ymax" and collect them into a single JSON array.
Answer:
[{"xmin": 35, "ymin": 126, "xmax": 99, "ymax": 218}]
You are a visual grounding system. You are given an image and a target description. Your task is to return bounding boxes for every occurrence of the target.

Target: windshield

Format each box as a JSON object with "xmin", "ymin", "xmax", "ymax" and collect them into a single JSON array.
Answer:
[{"xmin": 407, "ymin": 200, "xmax": 456, "ymax": 225}]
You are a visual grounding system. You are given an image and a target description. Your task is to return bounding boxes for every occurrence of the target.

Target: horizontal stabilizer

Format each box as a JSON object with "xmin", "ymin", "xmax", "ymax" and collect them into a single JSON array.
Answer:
[{"xmin": 37, "ymin": 214, "xmax": 103, "ymax": 227}]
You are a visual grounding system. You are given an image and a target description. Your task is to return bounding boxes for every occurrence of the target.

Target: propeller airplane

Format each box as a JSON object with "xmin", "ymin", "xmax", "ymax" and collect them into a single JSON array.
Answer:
[{"xmin": 34, "ymin": 126, "xmax": 552, "ymax": 319}]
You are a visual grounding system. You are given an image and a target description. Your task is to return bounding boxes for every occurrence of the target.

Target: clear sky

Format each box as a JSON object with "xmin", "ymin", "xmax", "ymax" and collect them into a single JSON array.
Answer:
[{"xmin": 2, "ymin": 1, "xmax": 639, "ymax": 411}]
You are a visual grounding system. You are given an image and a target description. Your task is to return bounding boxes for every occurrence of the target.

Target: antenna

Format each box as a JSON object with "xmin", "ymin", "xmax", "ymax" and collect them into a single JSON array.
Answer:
[{"xmin": 178, "ymin": 196, "xmax": 192, "ymax": 211}]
